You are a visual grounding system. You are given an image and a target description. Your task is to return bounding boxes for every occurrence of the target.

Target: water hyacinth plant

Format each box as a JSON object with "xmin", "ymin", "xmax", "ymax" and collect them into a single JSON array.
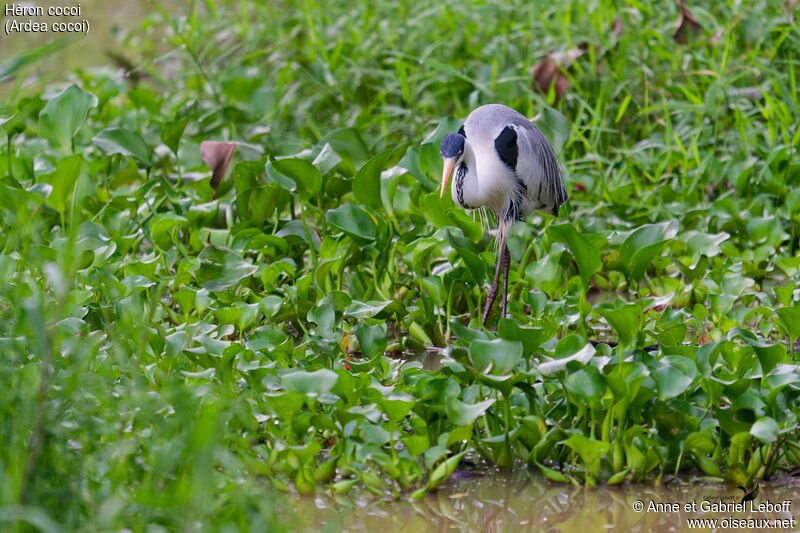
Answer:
[{"xmin": 1, "ymin": 0, "xmax": 800, "ymax": 529}]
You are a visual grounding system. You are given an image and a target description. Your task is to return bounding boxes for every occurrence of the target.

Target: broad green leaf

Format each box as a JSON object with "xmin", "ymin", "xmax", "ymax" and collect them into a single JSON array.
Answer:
[
  {"xmin": 564, "ymin": 366, "xmax": 606, "ymax": 404},
  {"xmin": 195, "ymin": 246, "xmax": 258, "ymax": 291},
  {"xmin": 282, "ymin": 369, "xmax": 338, "ymax": 397},
  {"xmin": 42, "ymin": 154, "xmax": 83, "ymax": 213},
  {"xmin": 548, "ymin": 223, "xmax": 601, "ymax": 287},
  {"xmin": 538, "ymin": 336, "xmax": 595, "ymax": 376},
  {"xmin": 149, "ymin": 213, "xmax": 187, "ymax": 250},
  {"xmin": 620, "ymin": 220, "xmax": 679, "ymax": 283},
  {"xmin": 444, "ymin": 227, "xmax": 485, "ymax": 282},
  {"xmin": 445, "ymin": 397, "xmax": 495, "ymax": 426},
  {"xmin": 533, "ymin": 106, "xmax": 569, "ymax": 153},
  {"xmin": 693, "ymin": 455, "xmax": 723, "ymax": 477},
  {"xmin": 468, "ymin": 338, "xmax": 522, "ymax": 375},
  {"xmin": 321, "ymin": 127, "xmax": 370, "ymax": 167},
  {"xmin": 354, "ymin": 322, "xmax": 388, "ymax": 358},
  {"xmin": 429, "ymin": 451, "xmax": 467, "ymax": 489},
  {"xmin": 563, "ymin": 433, "xmax": 608, "ymax": 476},
  {"xmin": 525, "ymin": 243, "xmax": 566, "ymax": 295},
  {"xmin": 161, "ymin": 118, "xmax": 189, "ymax": 155},
  {"xmin": 272, "ymin": 158, "xmax": 322, "ymax": 201},
  {"xmin": 421, "ymin": 116, "xmax": 463, "ymax": 145},
  {"xmin": 345, "ymin": 299, "xmax": 403, "ymax": 319},
  {"xmin": 353, "ymin": 149, "xmax": 392, "ymax": 209},
  {"xmin": 327, "ymin": 205, "xmax": 378, "ymax": 241},
  {"xmin": 376, "ymin": 393, "xmax": 415, "ymax": 424},
  {"xmin": 497, "ymin": 320, "xmax": 555, "ymax": 354},
  {"xmin": 312, "ymin": 143, "xmax": 342, "ymax": 175},
  {"xmin": 776, "ymin": 307, "xmax": 800, "ymax": 341},
  {"xmin": 331, "ymin": 479, "xmax": 358, "ymax": 494},
  {"xmin": 596, "ymin": 300, "xmax": 641, "ymax": 347},
  {"xmin": 93, "ymin": 127, "xmax": 153, "ymax": 167},
  {"xmin": 729, "ymin": 327, "xmax": 785, "ymax": 376},
  {"xmin": 723, "ymin": 463, "xmax": 750, "ymax": 487},
  {"xmin": 684, "ymin": 431, "xmax": 715, "ymax": 455},
  {"xmin": 651, "ymin": 365, "xmax": 694, "ymax": 400},
  {"xmin": 683, "ymin": 231, "xmax": 729, "ymax": 262},
  {"xmin": 750, "ymin": 417, "xmax": 779, "ymax": 444},
  {"xmin": 39, "ymin": 84, "xmax": 97, "ymax": 153}
]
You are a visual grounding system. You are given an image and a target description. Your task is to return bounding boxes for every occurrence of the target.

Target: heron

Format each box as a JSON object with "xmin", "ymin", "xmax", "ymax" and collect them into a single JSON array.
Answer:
[{"xmin": 439, "ymin": 104, "xmax": 568, "ymax": 325}]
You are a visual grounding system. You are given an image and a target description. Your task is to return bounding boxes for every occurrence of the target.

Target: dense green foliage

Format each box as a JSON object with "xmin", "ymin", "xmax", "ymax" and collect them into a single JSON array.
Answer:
[{"xmin": 2, "ymin": 0, "xmax": 800, "ymax": 529}]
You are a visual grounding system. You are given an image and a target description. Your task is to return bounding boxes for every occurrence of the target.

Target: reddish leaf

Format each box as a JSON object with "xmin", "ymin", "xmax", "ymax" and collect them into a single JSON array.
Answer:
[
  {"xmin": 531, "ymin": 18, "xmax": 623, "ymax": 102},
  {"xmin": 531, "ymin": 55, "xmax": 570, "ymax": 104},
  {"xmin": 612, "ymin": 17, "xmax": 624, "ymax": 41},
  {"xmin": 674, "ymin": 0, "xmax": 702, "ymax": 44},
  {"xmin": 201, "ymin": 141, "xmax": 237, "ymax": 196}
]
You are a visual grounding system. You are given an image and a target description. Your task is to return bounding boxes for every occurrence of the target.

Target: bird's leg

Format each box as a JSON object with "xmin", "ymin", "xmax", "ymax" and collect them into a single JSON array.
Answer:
[
  {"xmin": 500, "ymin": 244, "xmax": 511, "ymax": 319},
  {"xmin": 481, "ymin": 251, "xmax": 503, "ymax": 325},
  {"xmin": 482, "ymin": 230, "xmax": 509, "ymax": 325}
]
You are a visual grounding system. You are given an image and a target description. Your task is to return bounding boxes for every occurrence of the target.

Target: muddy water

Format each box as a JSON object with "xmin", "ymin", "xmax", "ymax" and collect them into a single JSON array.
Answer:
[{"xmin": 284, "ymin": 470, "xmax": 800, "ymax": 532}]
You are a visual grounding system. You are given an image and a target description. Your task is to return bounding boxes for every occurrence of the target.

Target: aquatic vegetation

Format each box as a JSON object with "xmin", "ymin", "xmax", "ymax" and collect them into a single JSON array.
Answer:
[{"xmin": 1, "ymin": 0, "xmax": 799, "ymax": 529}]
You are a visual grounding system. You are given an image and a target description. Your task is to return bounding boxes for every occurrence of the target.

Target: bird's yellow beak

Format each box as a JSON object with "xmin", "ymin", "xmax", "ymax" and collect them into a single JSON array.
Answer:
[{"xmin": 440, "ymin": 158, "xmax": 455, "ymax": 198}]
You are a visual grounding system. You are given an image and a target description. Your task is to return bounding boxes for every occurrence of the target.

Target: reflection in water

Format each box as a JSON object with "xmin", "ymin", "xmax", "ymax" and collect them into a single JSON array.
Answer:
[{"xmin": 283, "ymin": 470, "xmax": 800, "ymax": 532}]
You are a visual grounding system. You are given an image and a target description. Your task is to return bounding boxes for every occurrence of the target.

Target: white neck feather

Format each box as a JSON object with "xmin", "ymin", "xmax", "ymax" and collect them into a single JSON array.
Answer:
[{"xmin": 454, "ymin": 139, "xmax": 513, "ymax": 216}]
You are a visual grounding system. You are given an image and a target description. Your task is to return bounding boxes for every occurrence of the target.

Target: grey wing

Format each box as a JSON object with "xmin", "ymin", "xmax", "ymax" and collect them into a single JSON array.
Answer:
[{"xmin": 513, "ymin": 123, "xmax": 568, "ymax": 216}]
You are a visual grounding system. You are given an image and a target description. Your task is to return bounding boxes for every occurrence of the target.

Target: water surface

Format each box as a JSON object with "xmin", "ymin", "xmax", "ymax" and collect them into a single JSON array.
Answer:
[{"xmin": 284, "ymin": 470, "xmax": 800, "ymax": 532}]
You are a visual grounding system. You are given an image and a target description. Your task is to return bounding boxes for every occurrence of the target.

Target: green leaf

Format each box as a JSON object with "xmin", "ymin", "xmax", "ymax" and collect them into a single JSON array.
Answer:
[
  {"xmin": 685, "ymin": 431, "xmax": 715, "ymax": 455},
  {"xmin": 312, "ymin": 143, "xmax": 342, "ymax": 175},
  {"xmin": 327, "ymin": 205, "xmax": 378, "ymax": 241},
  {"xmin": 620, "ymin": 220, "xmax": 679, "ymax": 283},
  {"xmin": 548, "ymin": 223, "xmax": 601, "ymax": 288},
  {"xmin": 149, "ymin": 213, "xmax": 187, "ymax": 250},
  {"xmin": 468, "ymin": 338, "xmax": 522, "ymax": 375},
  {"xmin": 353, "ymin": 149, "xmax": 392, "ymax": 209},
  {"xmin": 525, "ymin": 243, "xmax": 566, "ymax": 295},
  {"xmin": 93, "ymin": 127, "xmax": 153, "ymax": 167},
  {"xmin": 444, "ymin": 227, "xmax": 485, "ymax": 282},
  {"xmin": 533, "ymin": 107, "xmax": 569, "ymax": 153},
  {"xmin": 42, "ymin": 154, "xmax": 83, "ymax": 213},
  {"xmin": 354, "ymin": 322, "xmax": 388, "ymax": 358},
  {"xmin": 693, "ymin": 455, "xmax": 723, "ymax": 477},
  {"xmin": 161, "ymin": 118, "xmax": 189, "ymax": 155},
  {"xmin": 651, "ymin": 365, "xmax": 694, "ymax": 400},
  {"xmin": 729, "ymin": 328, "xmax": 785, "ymax": 376},
  {"xmin": 376, "ymin": 393, "xmax": 415, "ymax": 425},
  {"xmin": 39, "ymin": 84, "xmax": 97, "ymax": 153},
  {"xmin": 564, "ymin": 366, "xmax": 606, "ymax": 404},
  {"xmin": 195, "ymin": 246, "xmax": 258, "ymax": 291},
  {"xmin": 321, "ymin": 127, "xmax": 370, "ymax": 167},
  {"xmin": 497, "ymin": 320, "xmax": 554, "ymax": 353},
  {"xmin": 445, "ymin": 397, "xmax": 495, "ymax": 426},
  {"xmin": 538, "ymin": 336, "xmax": 595, "ymax": 377},
  {"xmin": 536, "ymin": 462, "xmax": 569, "ymax": 483},
  {"xmin": 776, "ymin": 307, "xmax": 800, "ymax": 341},
  {"xmin": 750, "ymin": 417, "xmax": 778, "ymax": 444},
  {"xmin": 345, "ymin": 300, "xmax": 403, "ymax": 319},
  {"xmin": 282, "ymin": 369, "xmax": 338, "ymax": 397},
  {"xmin": 272, "ymin": 158, "xmax": 322, "ymax": 201},
  {"xmin": 596, "ymin": 300, "xmax": 642, "ymax": 347},
  {"xmin": 332, "ymin": 479, "xmax": 358, "ymax": 494},
  {"xmin": 429, "ymin": 451, "xmax": 467, "ymax": 489},
  {"xmin": 563, "ymin": 433, "xmax": 608, "ymax": 476},
  {"xmin": 723, "ymin": 463, "xmax": 750, "ymax": 487}
]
